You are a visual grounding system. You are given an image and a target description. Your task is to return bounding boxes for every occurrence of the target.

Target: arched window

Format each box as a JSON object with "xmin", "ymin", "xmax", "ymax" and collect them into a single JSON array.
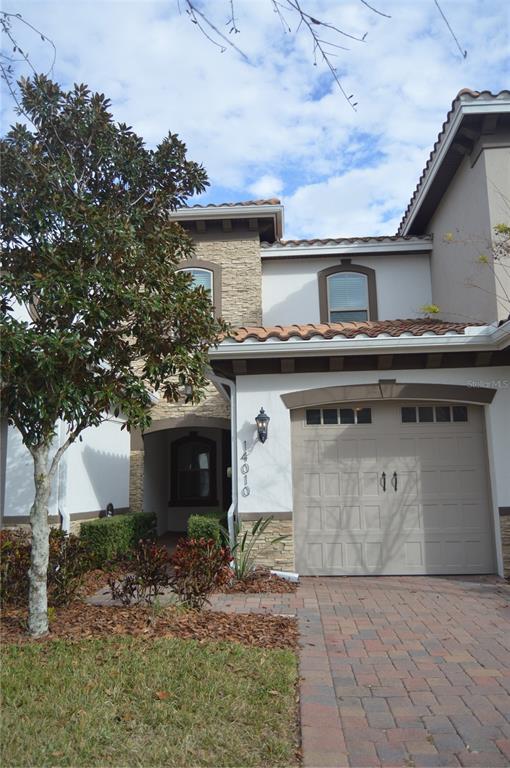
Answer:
[
  {"xmin": 327, "ymin": 272, "xmax": 368, "ymax": 322},
  {"xmin": 170, "ymin": 434, "xmax": 217, "ymax": 506},
  {"xmin": 179, "ymin": 267, "xmax": 213, "ymax": 301},
  {"xmin": 176, "ymin": 258, "xmax": 222, "ymax": 317},
  {"xmin": 318, "ymin": 263, "xmax": 378, "ymax": 323}
]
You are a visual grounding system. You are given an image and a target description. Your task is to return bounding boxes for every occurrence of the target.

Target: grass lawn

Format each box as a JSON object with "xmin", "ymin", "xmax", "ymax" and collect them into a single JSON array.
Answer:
[{"xmin": 1, "ymin": 636, "xmax": 298, "ymax": 767}]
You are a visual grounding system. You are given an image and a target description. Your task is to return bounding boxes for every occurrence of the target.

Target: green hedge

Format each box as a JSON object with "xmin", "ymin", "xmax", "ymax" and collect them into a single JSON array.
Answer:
[
  {"xmin": 188, "ymin": 515, "xmax": 220, "ymax": 544},
  {"xmin": 80, "ymin": 512, "xmax": 156, "ymax": 564},
  {"xmin": 187, "ymin": 510, "xmax": 227, "ymax": 545}
]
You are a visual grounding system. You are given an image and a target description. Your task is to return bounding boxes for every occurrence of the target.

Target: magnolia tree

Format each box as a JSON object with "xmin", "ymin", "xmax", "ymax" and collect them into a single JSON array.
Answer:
[{"xmin": 0, "ymin": 75, "xmax": 224, "ymax": 637}]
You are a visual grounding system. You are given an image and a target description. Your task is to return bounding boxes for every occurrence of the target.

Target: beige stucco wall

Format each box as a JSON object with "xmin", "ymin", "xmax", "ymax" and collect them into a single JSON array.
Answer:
[
  {"xmin": 428, "ymin": 136, "xmax": 510, "ymax": 324},
  {"xmin": 485, "ymin": 144, "xmax": 510, "ymax": 321},
  {"xmin": 427, "ymin": 151, "xmax": 496, "ymax": 324}
]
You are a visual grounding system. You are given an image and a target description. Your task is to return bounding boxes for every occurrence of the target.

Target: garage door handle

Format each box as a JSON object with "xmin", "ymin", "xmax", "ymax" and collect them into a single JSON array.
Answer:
[
  {"xmin": 391, "ymin": 471, "xmax": 398, "ymax": 492},
  {"xmin": 380, "ymin": 472, "xmax": 386, "ymax": 492}
]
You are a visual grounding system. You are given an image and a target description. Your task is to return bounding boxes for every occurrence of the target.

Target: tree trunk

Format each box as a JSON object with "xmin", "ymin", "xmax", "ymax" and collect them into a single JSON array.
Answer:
[{"xmin": 28, "ymin": 443, "xmax": 51, "ymax": 637}]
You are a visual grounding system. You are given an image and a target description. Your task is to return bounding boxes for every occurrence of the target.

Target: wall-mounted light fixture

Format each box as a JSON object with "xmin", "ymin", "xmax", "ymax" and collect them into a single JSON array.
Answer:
[{"xmin": 255, "ymin": 407, "xmax": 270, "ymax": 444}]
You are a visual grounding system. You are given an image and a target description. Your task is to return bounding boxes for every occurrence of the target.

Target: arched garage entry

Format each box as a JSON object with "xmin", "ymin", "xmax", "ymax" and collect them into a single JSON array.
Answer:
[{"xmin": 282, "ymin": 382, "xmax": 497, "ymax": 576}]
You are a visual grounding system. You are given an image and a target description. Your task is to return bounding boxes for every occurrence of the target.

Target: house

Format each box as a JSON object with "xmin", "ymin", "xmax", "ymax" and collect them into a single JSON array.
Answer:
[
  {"xmin": 132, "ymin": 88, "xmax": 510, "ymax": 577},
  {"xmin": 2, "ymin": 89, "xmax": 509, "ymax": 579}
]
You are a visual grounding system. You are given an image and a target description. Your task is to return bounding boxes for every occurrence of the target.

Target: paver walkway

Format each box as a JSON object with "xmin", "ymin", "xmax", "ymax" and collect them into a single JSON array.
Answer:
[{"xmin": 211, "ymin": 576, "xmax": 510, "ymax": 768}]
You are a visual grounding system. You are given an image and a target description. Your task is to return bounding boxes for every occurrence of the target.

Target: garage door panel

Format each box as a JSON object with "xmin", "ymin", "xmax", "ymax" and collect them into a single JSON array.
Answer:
[
  {"xmin": 364, "ymin": 504, "xmax": 383, "ymax": 529},
  {"xmin": 405, "ymin": 541, "xmax": 423, "ymax": 567},
  {"xmin": 325, "ymin": 542, "xmax": 344, "ymax": 567},
  {"xmin": 324, "ymin": 506, "xmax": 341, "ymax": 530},
  {"xmin": 320, "ymin": 439, "xmax": 338, "ymax": 462},
  {"xmin": 323, "ymin": 472, "xmax": 340, "ymax": 496},
  {"xmin": 341, "ymin": 472, "xmax": 360, "ymax": 496},
  {"xmin": 303, "ymin": 472, "xmax": 320, "ymax": 496},
  {"xmin": 358, "ymin": 438, "xmax": 378, "ymax": 459},
  {"xmin": 401, "ymin": 504, "xmax": 421, "ymax": 529},
  {"xmin": 293, "ymin": 402, "xmax": 495, "ymax": 576},
  {"xmin": 361, "ymin": 471, "xmax": 379, "ymax": 496},
  {"xmin": 302, "ymin": 440, "xmax": 319, "ymax": 463}
]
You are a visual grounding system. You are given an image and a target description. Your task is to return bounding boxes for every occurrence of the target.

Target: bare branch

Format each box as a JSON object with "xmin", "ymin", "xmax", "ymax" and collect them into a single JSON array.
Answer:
[
  {"xmin": 184, "ymin": 0, "xmax": 249, "ymax": 61},
  {"xmin": 359, "ymin": 0, "xmax": 391, "ymax": 19},
  {"xmin": 271, "ymin": 0, "xmax": 292, "ymax": 33},
  {"xmin": 285, "ymin": 0, "xmax": 368, "ymax": 42},
  {"xmin": 226, "ymin": 0, "xmax": 240, "ymax": 34},
  {"xmin": 434, "ymin": 0, "xmax": 467, "ymax": 59}
]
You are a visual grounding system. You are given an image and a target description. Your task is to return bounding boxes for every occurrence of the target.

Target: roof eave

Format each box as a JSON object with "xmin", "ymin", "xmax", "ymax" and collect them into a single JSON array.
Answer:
[
  {"xmin": 209, "ymin": 322, "xmax": 510, "ymax": 359},
  {"xmin": 171, "ymin": 203, "xmax": 284, "ymax": 239},
  {"xmin": 399, "ymin": 96, "xmax": 510, "ymax": 237},
  {"xmin": 260, "ymin": 240, "xmax": 433, "ymax": 258}
]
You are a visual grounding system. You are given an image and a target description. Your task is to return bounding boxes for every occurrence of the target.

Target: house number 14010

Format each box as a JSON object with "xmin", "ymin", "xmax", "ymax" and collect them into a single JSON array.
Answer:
[{"xmin": 240, "ymin": 440, "xmax": 250, "ymax": 497}]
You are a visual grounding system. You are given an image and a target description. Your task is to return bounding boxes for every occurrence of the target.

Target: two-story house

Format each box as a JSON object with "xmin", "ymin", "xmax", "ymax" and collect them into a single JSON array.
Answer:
[
  {"xmin": 131, "ymin": 88, "xmax": 510, "ymax": 578},
  {"xmin": 3, "ymin": 89, "xmax": 509, "ymax": 579}
]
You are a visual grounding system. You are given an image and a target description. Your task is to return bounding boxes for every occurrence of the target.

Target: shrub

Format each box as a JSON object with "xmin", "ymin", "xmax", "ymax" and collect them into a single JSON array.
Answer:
[
  {"xmin": 108, "ymin": 540, "xmax": 171, "ymax": 605},
  {"xmin": 170, "ymin": 538, "xmax": 231, "ymax": 610},
  {"xmin": 47, "ymin": 529, "xmax": 92, "ymax": 606},
  {"xmin": 188, "ymin": 514, "xmax": 221, "ymax": 545},
  {"xmin": 0, "ymin": 529, "xmax": 31, "ymax": 606},
  {"xmin": 0, "ymin": 528, "xmax": 91, "ymax": 607},
  {"xmin": 80, "ymin": 512, "xmax": 156, "ymax": 565}
]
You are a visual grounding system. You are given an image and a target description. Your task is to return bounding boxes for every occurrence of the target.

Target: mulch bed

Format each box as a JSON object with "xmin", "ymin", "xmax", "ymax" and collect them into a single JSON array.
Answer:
[
  {"xmin": 221, "ymin": 569, "xmax": 297, "ymax": 593},
  {"xmin": 79, "ymin": 567, "xmax": 123, "ymax": 596},
  {"xmin": 0, "ymin": 602, "xmax": 298, "ymax": 650}
]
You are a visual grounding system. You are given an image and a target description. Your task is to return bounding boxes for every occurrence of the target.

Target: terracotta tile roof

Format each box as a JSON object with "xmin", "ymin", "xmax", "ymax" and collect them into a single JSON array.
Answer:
[
  {"xmin": 261, "ymin": 235, "xmax": 431, "ymax": 248},
  {"xmin": 397, "ymin": 89, "xmax": 510, "ymax": 235},
  {"xmin": 225, "ymin": 319, "xmax": 480, "ymax": 343},
  {"xmin": 186, "ymin": 198, "xmax": 281, "ymax": 209}
]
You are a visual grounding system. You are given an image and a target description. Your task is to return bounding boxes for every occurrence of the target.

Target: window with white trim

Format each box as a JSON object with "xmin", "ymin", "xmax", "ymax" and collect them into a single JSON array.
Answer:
[{"xmin": 327, "ymin": 272, "xmax": 369, "ymax": 322}]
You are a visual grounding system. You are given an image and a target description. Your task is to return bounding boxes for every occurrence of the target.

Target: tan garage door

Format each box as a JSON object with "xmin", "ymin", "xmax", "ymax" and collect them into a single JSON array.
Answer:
[{"xmin": 292, "ymin": 402, "xmax": 495, "ymax": 575}]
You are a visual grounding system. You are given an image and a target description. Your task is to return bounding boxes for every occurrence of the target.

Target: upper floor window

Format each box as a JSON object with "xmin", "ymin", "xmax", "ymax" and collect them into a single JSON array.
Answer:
[
  {"xmin": 327, "ymin": 272, "xmax": 369, "ymax": 322},
  {"xmin": 179, "ymin": 267, "xmax": 214, "ymax": 303},
  {"xmin": 318, "ymin": 263, "xmax": 378, "ymax": 323},
  {"xmin": 176, "ymin": 258, "xmax": 222, "ymax": 317}
]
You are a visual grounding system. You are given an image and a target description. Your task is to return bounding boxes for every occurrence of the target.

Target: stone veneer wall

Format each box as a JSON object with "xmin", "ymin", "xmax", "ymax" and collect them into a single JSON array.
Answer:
[
  {"xmin": 239, "ymin": 518, "xmax": 295, "ymax": 572},
  {"xmin": 500, "ymin": 515, "xmax": 510, "ymax": 578},
  {"xmin": 193, "ymin": 229, "xmax": 262, "ymax": 326},
  {"xmin": 129, "ymin": 228, "xmax": 261, "ymax": 513}
]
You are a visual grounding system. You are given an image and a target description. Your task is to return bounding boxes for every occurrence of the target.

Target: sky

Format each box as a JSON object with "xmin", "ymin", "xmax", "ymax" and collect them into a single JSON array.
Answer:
[{"xmin": 1, "ymin": 0, "xmax": 509, "ymax": 239}]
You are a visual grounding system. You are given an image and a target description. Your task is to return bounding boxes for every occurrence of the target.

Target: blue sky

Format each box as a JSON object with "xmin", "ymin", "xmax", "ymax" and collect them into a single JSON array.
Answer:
[{"xmin": 1, "ymin": 0, "xmax": 509, "ymax": 238}]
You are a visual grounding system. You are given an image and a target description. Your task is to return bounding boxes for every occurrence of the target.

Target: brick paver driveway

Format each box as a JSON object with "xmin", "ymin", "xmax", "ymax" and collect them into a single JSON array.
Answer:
[
  {"xmin": 212, "ymin": 575, "xmax": 510, "ymax": 767},
  {"xmin": 298, "ymin": 576, "xmax": 510, "ymax": 768}
]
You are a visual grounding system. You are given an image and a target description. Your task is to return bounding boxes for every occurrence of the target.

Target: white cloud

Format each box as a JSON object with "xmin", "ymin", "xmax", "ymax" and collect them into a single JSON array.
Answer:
[
  {"xmin": 1, "ymin": 0, "xmax": 508, "ymax": 237},
  {"xmin": 248, "ymin": 174, "xmax": 284, "ymax": 198}
]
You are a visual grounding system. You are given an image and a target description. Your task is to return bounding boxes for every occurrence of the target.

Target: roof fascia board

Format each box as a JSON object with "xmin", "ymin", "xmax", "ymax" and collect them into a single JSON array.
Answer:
[
  {"xmin": 260, "ymin": 241, "xmax": 432, "ymax": 258},
  {"xmin": 172, "ymin": 204, "xmax": 283, "ymax": 221},
  {"xmin": 210, "ymin": 325, "xmax": 509, "ymax": 359},
  {"xmin": 401, "ymin": 99, "xmax": 510, "ymax": 236}
]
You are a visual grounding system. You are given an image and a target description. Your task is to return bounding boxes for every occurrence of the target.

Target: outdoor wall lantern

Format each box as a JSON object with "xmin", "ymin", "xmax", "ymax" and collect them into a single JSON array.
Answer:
[{"xmin": 255, "ymin": 407, "xmax": 270, "ymax": 444}]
